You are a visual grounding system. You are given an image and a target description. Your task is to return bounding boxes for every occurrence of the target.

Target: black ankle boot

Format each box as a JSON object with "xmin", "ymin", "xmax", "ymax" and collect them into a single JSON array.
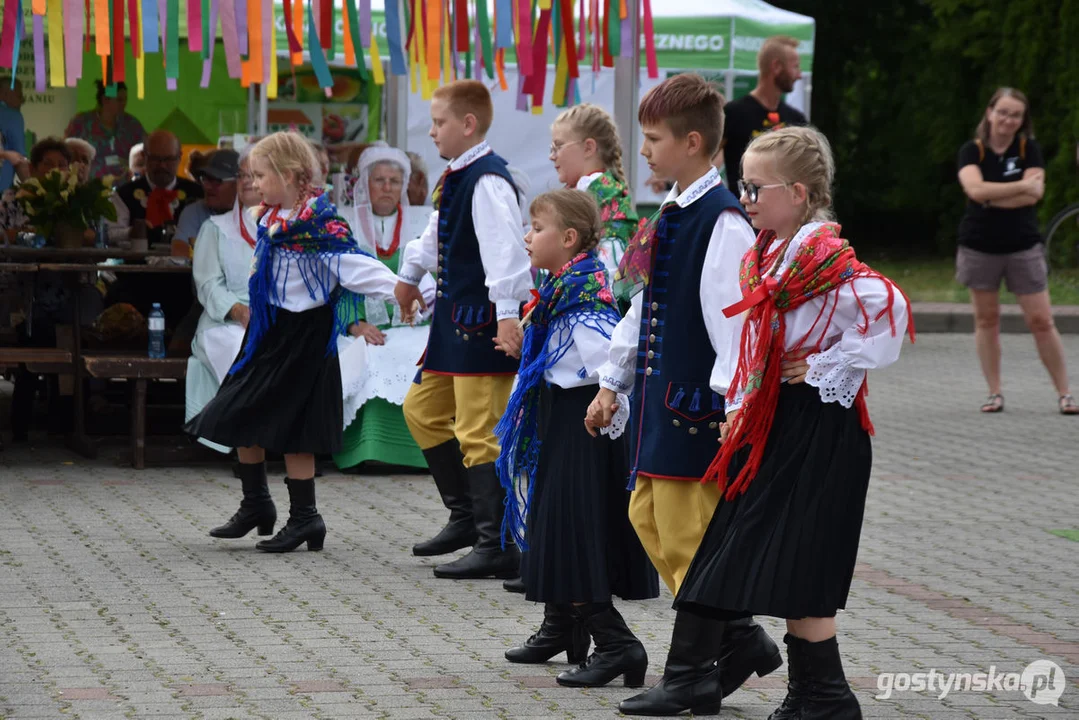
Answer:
[
  {"xmin": 719, "ymin": 617, "xmax": 783, "ymax": 697},
  {"xmin": 433, "ymin": 463, "xmax": 520, "ymax": 579},
  {"xmin": 210, "ymin": 462, "xmax": 277, "ymax": 538},
  {"xmin": 503, "ymin": 576, "xmax": 526, "ymax": 594},
  {"xmin": 768, "ymin": 634, "xmax": 861, "ymax": 720},
  {"xmin": 505, "ymin": 603, "xmax": 589, "ymax": 664},
  {"xmin": 413, "ymin": 440, "xmax": 478, "ymax": 556},
  {"xmin": 557, "ymin": 604, "xmax": 648, "ymax": 688},
  {"xmin": 618, "ymin": 611, "xmax": 725, "ymax": 716},
  {"xmin": 255, "ymin": 478, "xmax": 326, "ymax": 553}
]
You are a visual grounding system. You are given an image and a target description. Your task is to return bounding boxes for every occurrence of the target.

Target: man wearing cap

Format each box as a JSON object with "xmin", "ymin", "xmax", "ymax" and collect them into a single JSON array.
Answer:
[{"xmin": 175, "ymin": 149, "xmax": 240, "ymax": 245}]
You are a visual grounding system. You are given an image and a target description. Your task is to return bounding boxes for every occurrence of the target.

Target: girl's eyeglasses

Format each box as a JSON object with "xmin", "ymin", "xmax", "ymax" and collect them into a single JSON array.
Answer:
[
  {"xmin": 549, "ymin": 140, "xmax": 580, "ymax": 159},
  {"xmin": 737, "ymin": 180, "xmax": 788, "ymax": 204}
]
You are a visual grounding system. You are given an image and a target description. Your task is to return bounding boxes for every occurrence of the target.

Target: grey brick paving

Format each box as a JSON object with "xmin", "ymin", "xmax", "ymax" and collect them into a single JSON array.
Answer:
[{"xmin": 1, "ymin": 334, "xmax": 1078, "ymax": 719}]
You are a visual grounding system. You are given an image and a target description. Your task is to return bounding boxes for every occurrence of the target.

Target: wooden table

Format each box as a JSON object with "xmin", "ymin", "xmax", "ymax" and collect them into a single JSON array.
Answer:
[{"xmin": 1, "ymin": 254, "xmax": 191, "ymax": 458}]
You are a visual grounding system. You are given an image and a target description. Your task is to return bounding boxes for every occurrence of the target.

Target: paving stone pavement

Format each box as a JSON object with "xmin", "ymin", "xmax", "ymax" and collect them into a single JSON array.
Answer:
[{"xmin": 1, "ymin": 333, "xmax": 1078, "ymax": 720}]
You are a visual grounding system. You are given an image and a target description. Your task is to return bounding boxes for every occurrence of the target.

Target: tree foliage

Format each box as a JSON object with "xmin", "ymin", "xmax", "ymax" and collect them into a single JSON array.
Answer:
[{"xmin": 772, "ymin": 0, "xmax": 1079, "ymax": 261}]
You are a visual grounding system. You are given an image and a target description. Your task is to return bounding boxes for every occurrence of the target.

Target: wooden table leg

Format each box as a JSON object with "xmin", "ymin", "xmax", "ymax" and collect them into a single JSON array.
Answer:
[
  {"xmin": 65, "ymin": 275, "xmax": 97, "ymax": 459},
  {"xmin": 131, "ymin": 378, "xmax": 147, "ymax": 470}
]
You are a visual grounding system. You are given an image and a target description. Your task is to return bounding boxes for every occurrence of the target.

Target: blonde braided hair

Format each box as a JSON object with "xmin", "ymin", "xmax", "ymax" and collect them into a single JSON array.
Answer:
[
  {"xmin": 554, "ymin": 104, "xmax": 626, "ymax": 184},
  {"xmin": 744, "ymin": 126, "xmax": 835, "ymax": 225},
  {"xmin": 248, "ymin": 131, "xmax": 321, "ymax": 216}
]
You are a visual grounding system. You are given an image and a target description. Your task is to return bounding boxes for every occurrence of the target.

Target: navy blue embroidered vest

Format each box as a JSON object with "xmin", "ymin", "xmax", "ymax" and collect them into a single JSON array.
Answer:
[
  {"xmin": 629, "ymin": 185, "xmax": 748, "ymax": 480},
  {"xmin": 421, "ymin": 152, "xmax": 521, "ymax": 375}
]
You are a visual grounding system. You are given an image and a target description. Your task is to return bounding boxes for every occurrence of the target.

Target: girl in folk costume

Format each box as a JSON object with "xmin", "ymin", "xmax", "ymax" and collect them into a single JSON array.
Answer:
[
  {"xmin": 185, "ymin": 149, "xmax": 262, "ymax": 453},
  {"xmin": 496, "ymin": 190, "xmax": 658, "ymax": 688},
  {"xmin": 335, "ymin": 145, "xmax": 437, "ymax": 471},
  {"xmin": 549, "ymin": 104, "xmax": 639, "ymax": 274},
  {"xmin": 186, "ymin": 132, "xmax": 401, "ymax": 553},
  {"xmin": 623, "ymin": 126, "xmax": 914, "ymax": 718}
]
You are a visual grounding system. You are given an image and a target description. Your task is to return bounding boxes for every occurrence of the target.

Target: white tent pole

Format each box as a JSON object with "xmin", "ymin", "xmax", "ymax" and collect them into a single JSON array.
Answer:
[
  {"xmin": 258, "ymin": 85, "xmax": 269, "ymax": 136},
  {"xmin": 613, "ymin": 0, "xmax": 641, "ymax": 208},
  {"xmin": 386, "ymin": 74, "xmax": 409, "ymax": 150}
]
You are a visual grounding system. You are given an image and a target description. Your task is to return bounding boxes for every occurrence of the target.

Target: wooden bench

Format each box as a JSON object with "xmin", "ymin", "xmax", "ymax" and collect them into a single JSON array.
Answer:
[
  {"xmin": 0, "ymin": 347, "xmax": 74, "ymax": 374},
  {"xmin": 83, "ymin": 354, "xmax": 188, "ymax": 469}
]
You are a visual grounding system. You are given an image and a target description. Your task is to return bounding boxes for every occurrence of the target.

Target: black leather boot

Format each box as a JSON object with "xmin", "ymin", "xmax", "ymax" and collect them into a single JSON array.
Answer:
[
  {"xmin": 433, "ymin": 463, "xmax": 520, "ymax": 579},
  {"xmin": 618, "ymin": 611, "xmax": 725, "ymax": 716},
  {"xmin": 412, "ymin": 440, "xmax": 478, "ymax": 556},
  {"xmin": 557, "ymin": 604, "xmax": 648, "ymax": 688},
  {"xmin": 210, "ymin": 462, "xmax": 277, "ymax": 538},
  {"xmin": 503, "ymin": 576, "xmax": 525, "ymax": 593},
  {"xmin": 719, "ymin": 617, "xmax": 783, "ymax": 697},
  {"xmin": 505, "ymin": 603, "xmax": 589, "ymax": 664},
  {"xmin": 768, "ymin": 634, "xmax": 861, "ymax": 720},
  {"xmin": 255, "ymin": 478, "xmax": 326, "ymax": 553}
]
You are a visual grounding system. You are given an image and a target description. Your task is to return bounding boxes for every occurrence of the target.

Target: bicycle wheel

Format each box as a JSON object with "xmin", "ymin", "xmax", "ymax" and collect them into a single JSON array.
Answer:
[{"xmin": 1044, "ymin": 201, "xmax": 1079, "ymax": 272}]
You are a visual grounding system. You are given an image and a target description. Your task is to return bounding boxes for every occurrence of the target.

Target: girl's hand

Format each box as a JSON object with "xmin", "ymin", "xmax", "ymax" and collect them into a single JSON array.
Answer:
[
  {"xmin": 349, "ymin": 321, "xmax": 386, "ymax": 346},
  {"xmin": 493, "ymin": 336, "xmax": 521, "ymax": 359},
  {"xmin": 781, "ymin": 350, "xmax": 811, "ymax": 384}
]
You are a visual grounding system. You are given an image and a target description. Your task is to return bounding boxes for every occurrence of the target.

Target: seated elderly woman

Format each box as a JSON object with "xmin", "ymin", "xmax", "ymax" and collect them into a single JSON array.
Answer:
[
  {"xmin": 335, "ymin": 145, "xmax": 436, "ymax": 471},
  {"xmin": 64, "ymin": 138, "xmax": 96, "ymax": 183}
]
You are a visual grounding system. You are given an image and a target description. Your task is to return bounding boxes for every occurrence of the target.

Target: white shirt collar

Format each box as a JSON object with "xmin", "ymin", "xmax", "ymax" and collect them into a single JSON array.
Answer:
[
  {"xmin": 665, "ymin": 166, "xmax": 722, "ymax": 209},
  {"xmin": 575, "ymin": 172, "xmax": 604, "ymax": 191},
  {"xmin": 449, "ymin": 141, "xmax": 492, "ymax": 171},
  {"xmin": 147, "ymin": 176, "xmax": 179, "ymax": 192}
]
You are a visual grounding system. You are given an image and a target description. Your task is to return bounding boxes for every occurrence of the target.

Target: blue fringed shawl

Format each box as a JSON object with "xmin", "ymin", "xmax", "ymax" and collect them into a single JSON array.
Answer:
[
  {"xmin": 495, "ymin": 252, "xmax": 621, "ymax": 550},
  {"xmin": 230, "ymin": 192, "xmax": 372, "ymax": 375}
]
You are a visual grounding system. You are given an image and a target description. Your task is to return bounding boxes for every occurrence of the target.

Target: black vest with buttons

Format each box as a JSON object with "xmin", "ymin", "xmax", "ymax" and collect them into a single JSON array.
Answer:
[
  {"xmin": 630, "ymin": 184, "xmax": 748, "ymax": 480},
  {"xmin": 421, "ymin": 152, "xmax": 521, "ymax": 376}
]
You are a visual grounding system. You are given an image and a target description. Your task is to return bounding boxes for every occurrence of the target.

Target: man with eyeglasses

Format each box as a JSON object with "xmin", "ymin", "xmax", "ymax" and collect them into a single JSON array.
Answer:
[
  {"xmin": 109, "ymin": 130, "xmax": 204, "ymax": 248},
  {"xmin": 104, "ymin": 130, "xmax": 205, "ymax": 333}
]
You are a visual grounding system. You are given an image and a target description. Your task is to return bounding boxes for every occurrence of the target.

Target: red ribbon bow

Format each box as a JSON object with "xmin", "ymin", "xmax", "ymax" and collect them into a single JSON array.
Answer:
[
  {"xmin": 722, "ymin": 275, "xmax": 779, "ymax": 318},
  {"xmin": 145, "ymin": 187, "xmax": 179, "ymax": 228}
]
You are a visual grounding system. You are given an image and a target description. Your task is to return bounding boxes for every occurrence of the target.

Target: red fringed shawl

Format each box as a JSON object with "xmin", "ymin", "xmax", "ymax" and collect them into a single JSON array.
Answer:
[{"xmin": 702, "ymin": 223, "xmax": 915, "ymax": 501}]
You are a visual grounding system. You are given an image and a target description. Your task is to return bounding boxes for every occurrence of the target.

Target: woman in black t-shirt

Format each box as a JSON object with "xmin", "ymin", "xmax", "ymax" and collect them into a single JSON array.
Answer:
[{"xmin": 956, "ymin": 87, "xmax": 1077, "ymax": 415}]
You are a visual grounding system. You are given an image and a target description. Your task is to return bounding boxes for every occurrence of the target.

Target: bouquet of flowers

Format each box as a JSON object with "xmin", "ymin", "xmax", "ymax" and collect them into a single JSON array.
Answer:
[{"xmin": 16, "ymin": 166, "xmax": 117, "ymax": 242}]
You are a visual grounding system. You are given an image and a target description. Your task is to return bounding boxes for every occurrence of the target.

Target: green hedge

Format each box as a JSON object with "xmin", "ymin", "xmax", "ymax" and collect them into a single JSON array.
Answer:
[{"xmin": 771, "ymin": 0, "xmax": 1079, "ymax": 263}]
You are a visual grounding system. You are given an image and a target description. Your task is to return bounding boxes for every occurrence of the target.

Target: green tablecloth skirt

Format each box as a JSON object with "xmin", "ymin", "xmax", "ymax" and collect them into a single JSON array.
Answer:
[{"xmin": 333, "ymin": 397, "xmax": 428, "ymax": 471}]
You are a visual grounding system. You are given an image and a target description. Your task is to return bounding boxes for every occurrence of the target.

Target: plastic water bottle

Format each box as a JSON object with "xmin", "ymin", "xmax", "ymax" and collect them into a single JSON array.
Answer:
[{"xmin": 148, "ymin": 303, "xmax": 166, "ymax": 358}]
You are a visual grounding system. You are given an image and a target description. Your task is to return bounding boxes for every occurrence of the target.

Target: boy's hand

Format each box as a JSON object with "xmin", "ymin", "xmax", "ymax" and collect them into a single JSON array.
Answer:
[
  {"xmin": 495, "ymin": 318, "xmax": 522, "ymax": 357},
  {"xmin": 395, "ymin": 282, "xmax": 426, "ymax": 325},
  {"xmin": 584, "ymin": 388, "xmax": 620, "ymax": 437},
  {"xmin": 719, "ymin": 409, "xmax": 740, "ymax": 444}
]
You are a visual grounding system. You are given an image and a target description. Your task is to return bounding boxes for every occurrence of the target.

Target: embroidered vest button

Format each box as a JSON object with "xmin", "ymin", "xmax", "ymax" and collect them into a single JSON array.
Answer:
[
  {"xmin": 688, "ymin": 427, "xmax": 699, "ymax": 435},
  {"xmin": 651, "ymin": 301, "xmax": 659, "ymax": 311},
  {"xmin": 647, "ymin": 350, "xmax": 654, "ymax": 359},
  {"xmin": 672, "ymin": 419, "xmax": 682, "ymax": 427},
  {"xmin": 645, "ymin": 367, "xmax": 654, "ymax": 376},
  {"xmin": 437, "ymin": 291, "xmax": 444, "ymax": 298},
  {"xmin": 709, "ymin": 422, "xmax": 719, "ymax": 429},
  {"xmin": 650, "ymin": 318, "xmax": 658, "ymax": 327},
  {"xmin": 649, "ymin": 334, "xmax": 656, "ymax": 343}
]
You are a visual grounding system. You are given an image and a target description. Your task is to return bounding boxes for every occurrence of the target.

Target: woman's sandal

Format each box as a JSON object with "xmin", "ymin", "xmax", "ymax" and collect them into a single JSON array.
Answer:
[
  {"xmin": 980, "ymin": 394, "xmax": 1004, "ymax": 413},
  {"xmin": 1060, "ymin": 394, "xmax": 1079, "ymax": 415}
]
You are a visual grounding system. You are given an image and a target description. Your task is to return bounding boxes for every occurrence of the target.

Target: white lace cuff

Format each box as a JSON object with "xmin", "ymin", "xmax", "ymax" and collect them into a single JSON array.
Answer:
[
  {"xmin": 600, "ymin": 393, "xmax": 631, "ymax": 439},
  {"xmin": 805, "ymin": 344, "xmax": 866, "ymax": 408}
]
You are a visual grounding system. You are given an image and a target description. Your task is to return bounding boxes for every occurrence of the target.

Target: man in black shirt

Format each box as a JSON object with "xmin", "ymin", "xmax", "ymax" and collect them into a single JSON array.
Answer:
[{"xmin": 721, "ymin": 35, "xmax": 808, "ymax": 181}]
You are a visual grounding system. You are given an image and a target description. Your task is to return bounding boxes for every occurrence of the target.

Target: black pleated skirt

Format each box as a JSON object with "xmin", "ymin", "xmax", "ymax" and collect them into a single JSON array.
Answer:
[
  {"xmin": 674, "ymin": 382, "xmax": 872, "ymax": 620},
  {"xmin": 185, "ymin": 304, "xmax": 344, "ymax": 455},
  {"xmin": 524, "ymin": 384, "xmax": 659, "ymax": 604}
]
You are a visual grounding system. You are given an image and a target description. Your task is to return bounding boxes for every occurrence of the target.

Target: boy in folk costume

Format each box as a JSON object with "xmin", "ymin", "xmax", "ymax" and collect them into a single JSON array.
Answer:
[
  {"xmin": 585, "ymin": 74, "xmax": 781, "ymax": 706},
  {"xmin": 395, "ymin": 80, "xmax": 532, "ymax": 580}
]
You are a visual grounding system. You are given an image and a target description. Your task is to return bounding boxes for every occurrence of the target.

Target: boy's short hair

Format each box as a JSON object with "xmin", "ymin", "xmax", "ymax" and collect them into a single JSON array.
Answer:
[
  {"xmin": 432, "ymin": 80, "xmax": 494, "ymax": 135},
  {"xmin": 638, "ymin": 73, "xmax": 724, "ymax": 158}
]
